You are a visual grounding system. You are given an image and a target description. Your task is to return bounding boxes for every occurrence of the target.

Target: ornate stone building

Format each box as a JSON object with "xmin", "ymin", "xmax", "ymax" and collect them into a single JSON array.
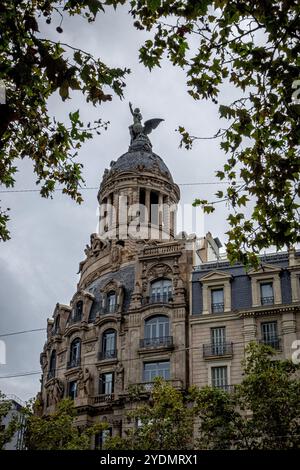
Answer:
[
  {"xmin": 40, "ymin": 108, "xmax": 300, "ymax": 448},
  {"xmin": 40, "ymin": 108, "xmax": 202, "ymax": 447}
]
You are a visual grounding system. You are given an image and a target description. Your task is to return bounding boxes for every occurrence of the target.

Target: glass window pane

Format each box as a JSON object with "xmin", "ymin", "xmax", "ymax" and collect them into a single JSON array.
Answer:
[
  {"xmin": 211, "ymin": 366, "xmax": 227, "ymax": 388},
  {"xmin": 143, "ymin": 361, "xmax": 170, "ymax": 382}
]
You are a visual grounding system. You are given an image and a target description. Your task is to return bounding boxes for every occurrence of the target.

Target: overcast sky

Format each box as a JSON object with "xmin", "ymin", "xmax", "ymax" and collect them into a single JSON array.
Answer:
[{"xmin": 0, "ymin": 5, "xmax": 237, "ymax": 401}]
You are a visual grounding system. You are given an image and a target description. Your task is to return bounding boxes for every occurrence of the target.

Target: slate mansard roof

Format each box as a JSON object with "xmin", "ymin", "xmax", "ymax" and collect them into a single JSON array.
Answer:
[{"xmin": 191, "ymin": 251, "xmax": 299, "ymax": 315}]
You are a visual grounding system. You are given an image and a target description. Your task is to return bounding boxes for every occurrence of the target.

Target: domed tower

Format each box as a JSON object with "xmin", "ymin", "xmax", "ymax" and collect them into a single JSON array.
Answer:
[
  {"xmin": 40, "ymin": 105, "xmax": 193, "ymax": 447},
  {"xmin": 98, "ymin": 105, "xmax": 180, "ymax": 241}
]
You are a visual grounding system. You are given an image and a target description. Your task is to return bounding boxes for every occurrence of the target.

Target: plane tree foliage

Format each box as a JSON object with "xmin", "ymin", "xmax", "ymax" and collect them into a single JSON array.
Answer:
[
  {"xmin": 23, "ymin": 397, "xmax": 107, "ymax": 450},
  {"xmin": 121, "ymin": 0, "xmax": 300, "ymax": 266},
  {"xmin": 0, "ymin": 0, "xmax": 129, "ymax": 241},
  {"xmin": 0, "ymin": 392, "xmax": 19, "ymax": 450}
]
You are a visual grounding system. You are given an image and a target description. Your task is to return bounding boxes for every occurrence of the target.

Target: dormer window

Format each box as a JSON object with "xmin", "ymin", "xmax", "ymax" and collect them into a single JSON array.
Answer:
[
  {"xmin": 260, "ymin": 282, "xmax": 274, "ymax": 305},
  {"xmin": 107, "ymin": 291, "xmax": 117, "ymax": 313},
  {"xmin": 71, "ymin": 300, "xmax": 83, "ymax": 323},
  {"xmin": 150, "ymin": 279, "xmax": 172, "ymax": 303},
  {"xmin": 211, "ymin": 288, "xmax": 224, "ymax": 313}
]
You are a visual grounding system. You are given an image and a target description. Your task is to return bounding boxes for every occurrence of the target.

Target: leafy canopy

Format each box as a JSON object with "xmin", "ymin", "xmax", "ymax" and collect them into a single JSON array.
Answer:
[
  {"xmin": 0, "ymin": 391, "xmax": 19, "ymax": 450},
  {"xmin": 105, "ymin": 378, "xmax": 194, "ymax": 450},
  {"xmin": 192, "ymin": 342, "xmax": 300, "ymax": 449},
  {"xmin": 0, "ymin": 0, "xmax": 129, "ymax": 241},
  {"xmin": 122, "ymin": 0, "xmax": 300, "ymax": 267},
  {"xmin": 1, "ymin": 1, "xmax": 300, "ymax": 266},
  {"xmin": 24, "ymin": 397, "xmax": 107, "ymax": 450}
]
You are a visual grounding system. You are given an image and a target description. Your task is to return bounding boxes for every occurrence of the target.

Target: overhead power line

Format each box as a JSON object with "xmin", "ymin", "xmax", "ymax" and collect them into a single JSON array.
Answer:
[
  {"xmin": 0, "ymin": 328, "xmax": 46, "ymax": 338},
  {"xmin": 0, "ymin": 335, "xmax": 289, "ymax": 380},
  {"xmin": 0, "ymin": 181, "xmax": 239, "ymax": 194}
]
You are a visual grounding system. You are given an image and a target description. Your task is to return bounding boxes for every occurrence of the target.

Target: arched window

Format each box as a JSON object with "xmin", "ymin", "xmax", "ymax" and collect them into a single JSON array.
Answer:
[
  {"xmin": 53, "ymin": 315, "xmax": 60, "ymax": 335},
  {"xmin": 143, "ymin": 315, "xmax": 170, "ymax": 347},
  {"xmin": 106, "ymin": 291, "xmax": 117, "ymax": 313},
  {"xmin": 150, "ymin": 279, "xmax": 172, "ymax": 303},
  {"xmin": 68, "ymin": 338, "xmax": 81, "ymax": 368},
  {"xmin": 100, "ymin": 329, "xmax": 117, "ymax": 360},
  {"xmin": 48, "ymin": 350, "xmax": 56, "ymax": 379}
]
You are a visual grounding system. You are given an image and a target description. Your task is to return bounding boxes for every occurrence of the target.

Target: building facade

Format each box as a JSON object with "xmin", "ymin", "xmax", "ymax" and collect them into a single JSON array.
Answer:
[
  {"xmin": 190, "ymin": 249, "xmax": 300, "ymax": 391},
  {"xmin": 39, "ymin": 111, "xmax": 300, "ymax": 447},
  {"xmin": 1, "ymin": 395, "xmax": 26, "ymax": 450}
]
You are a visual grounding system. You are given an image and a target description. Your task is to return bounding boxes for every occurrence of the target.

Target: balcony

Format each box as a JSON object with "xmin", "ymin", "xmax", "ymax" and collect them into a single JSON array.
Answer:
[
  {"xmin": 98, "ymin": 349, "xmax": 117, "ymax": 361},
  {"xmin": 203, "ymin": 342, "xmax": 233, "ymax": 358},
  {"xmin": 101, "ymin": 305, "xmax": 118, "ymax": 315},
  {"xmin": 142, "ymin": 294, "xmax": 173, "ymax": 306},
  {"xmin": 213, "ymin": 384, "xmax": 236, "ymax": 393},
  {"xmin": 139, "ymin": 336, "xmax": 173, "ymax": 349},
  {"xmin": 260, "ymin": 337, "xmax": 281, "ymax": 350},
  {"xmin": 132, "ymin": 379, "xmax": 183, "ymax": 393},
  {"xmin": 211, "ymin": 302, "xmax": 224, "ymax": 313},
  {"xmin": 261, "ymin": 296, "xmax": 274, "ymax": 306},
  {"xmin": 68, "ymin": 315, "xmax": 82, "ymax": 325},
  {"xmin": 67, "ymin": 358, "xmax": 81, "ymax": 369},
  {"xmin": 93, "ymin": 394, "xmax": 114, "ymax": 404}
]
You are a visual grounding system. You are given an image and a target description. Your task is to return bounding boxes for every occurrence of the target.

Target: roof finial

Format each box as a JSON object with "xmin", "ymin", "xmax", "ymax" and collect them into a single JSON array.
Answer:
[{"xmin": 128, "ymin": 102, "xmax": 164, "ymax": 150}]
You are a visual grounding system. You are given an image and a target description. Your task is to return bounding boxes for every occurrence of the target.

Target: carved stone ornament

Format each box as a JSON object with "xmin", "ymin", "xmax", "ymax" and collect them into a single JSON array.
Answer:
[
  {"xmin": 85, "ymin": 342, "xmax": 96, "ymax": 353},
  {"xmin": 148, "ymin": 263, "xmax": 172, "ymax": 279}
]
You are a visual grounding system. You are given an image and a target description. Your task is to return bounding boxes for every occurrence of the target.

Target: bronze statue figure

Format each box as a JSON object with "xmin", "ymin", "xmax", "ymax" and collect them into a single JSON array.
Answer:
[{"xmin": 129, "ymin": 102, "xmax": 164, "ymax": 144}]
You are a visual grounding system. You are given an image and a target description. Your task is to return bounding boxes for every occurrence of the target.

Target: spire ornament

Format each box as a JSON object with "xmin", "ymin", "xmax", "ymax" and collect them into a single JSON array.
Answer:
[{"xmin": 128, "ymin": 102, "xmax": 164, "ymax": 151}]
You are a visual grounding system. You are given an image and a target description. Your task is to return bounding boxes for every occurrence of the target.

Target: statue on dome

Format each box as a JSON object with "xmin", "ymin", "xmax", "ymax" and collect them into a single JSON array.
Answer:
[{"xmin": 129, "ymin": 102, "xmax": 164, "ymax": 148}]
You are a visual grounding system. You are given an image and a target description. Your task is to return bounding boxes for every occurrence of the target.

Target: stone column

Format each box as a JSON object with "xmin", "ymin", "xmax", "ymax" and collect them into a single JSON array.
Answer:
[
  {"xmin": 107, "ymin": 193, "xmax": 113, "ymax": 229},
  {"xmin": 145, "ymin": 188, "xmax": 151, "ymax": 239},
  {"xmin": 243, "ymin": 317, "xmax": 257, "ymax": 345},
  {"xmin": 158, "ymin": 193, "xmax": 163, "ymax": 239},
  {"xmin": 282, "ymin": 311, "xmax": 297, "ymax": 358}
]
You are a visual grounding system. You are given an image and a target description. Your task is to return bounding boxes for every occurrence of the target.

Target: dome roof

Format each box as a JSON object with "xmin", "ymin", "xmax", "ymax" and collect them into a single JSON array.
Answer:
[{"xmin": 109, "ymin": 149, "xmax": 173, "ymax": 182}]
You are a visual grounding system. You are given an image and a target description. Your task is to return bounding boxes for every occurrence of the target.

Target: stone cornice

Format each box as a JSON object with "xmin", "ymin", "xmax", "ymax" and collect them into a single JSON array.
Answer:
[
  {"xmin": 238, "ymin": 303, "xmax": 300, "ymax": 318},
  {"xmin": 189, "ymin": 312, "xmax": 240, "ymax": 325}
]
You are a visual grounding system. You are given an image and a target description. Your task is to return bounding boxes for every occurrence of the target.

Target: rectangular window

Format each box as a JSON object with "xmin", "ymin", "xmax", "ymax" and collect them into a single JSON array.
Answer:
[
  {"xmin": 143, "ymin": 361, "xmax": 170, "ymax": 382},
  {"xmin": 68, "ymin": 381, "xmax": 77, "ymax": 400},
  {"xmin": 99, "ymin": 372, "xmax": 114, "ymax": 395},
  {"xmin": 211, "ymin": 366, "xmax": 228, "ymax": 390},
  {"xmin": 261, "ymin": 321, "xmax": 279, "ymax": 349},
  {"xmin": 211, "ymin": 327, "xmax": 226, "ymax": 355},
  {"xmin": 211, "ymin": 288, "xmax": 224, "ymax": 313},
  {"xmin": 95, "ymin": 428, "xmax": 112, "ymax": 450},
  {"xmin": 260, "ymin": 282, "xmax": 274, "ymax": 305}
]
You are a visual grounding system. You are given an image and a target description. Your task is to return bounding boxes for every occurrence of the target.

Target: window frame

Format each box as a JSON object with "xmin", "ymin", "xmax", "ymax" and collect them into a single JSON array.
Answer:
[
  {"xmin": 102, "ymin": 329, "xmax": 117, "ymax": 359},
  {"xmin": 150, "ymin": 278, "xmax": 173, "ymax": 303},
  {"xmin": 143, "ymin": 360, "xmax": 170, "ymax": 382},
  {"xmin": 99, "ymin": 372, "xmax": 114, "ymax": 395},
  {"xmin": 69, "ymin": 338, "xmax": 81, "ymax": 368}
]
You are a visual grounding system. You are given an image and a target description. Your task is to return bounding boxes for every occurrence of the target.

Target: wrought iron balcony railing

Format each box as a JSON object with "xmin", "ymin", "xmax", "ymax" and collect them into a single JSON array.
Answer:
[
  {"xmin": 213, "ymin": 384, "xmax": 236, "ymax": 393},
  {"xmin": 101, "ymin": 304, "xmax": 118, "ymax": 315},
  {"xmin": 98, "ymin": 349, "xmax": 117, "ymax": 361},
  {"xmin": 261, "ymin": 296, "xmax": 274, "ymax": 305},
  {"xmin": 67, "ymin": 358, "xmax": 81, "ymax": 369},
  {"xmin": 68, "ymin": 315, "xmax": 82, "ymax": 325},
  {"xmin": 142, "ymin": 293, "xmax": 173, "ymax": 305},
  {"xmin": 139, "ymin": 336, "xmax": 173, "ymax": 349},
  {"xmin": 260, "ymin": 337, "xmax": 281, "ymax": 350},
  {"xmin": 93, "ymin": 394, "xmax": 114, "ymax": 404},
  {"xmin": 211, "ymin": 302, "xmax": 224, "ymax": 313},
  {"xmin": 132, "ymin": 379, "xmax": 183, "ymax": 393},
  {"xmin": 203, "ymin": 342, "xmax": 233, "ymax": 358}
]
